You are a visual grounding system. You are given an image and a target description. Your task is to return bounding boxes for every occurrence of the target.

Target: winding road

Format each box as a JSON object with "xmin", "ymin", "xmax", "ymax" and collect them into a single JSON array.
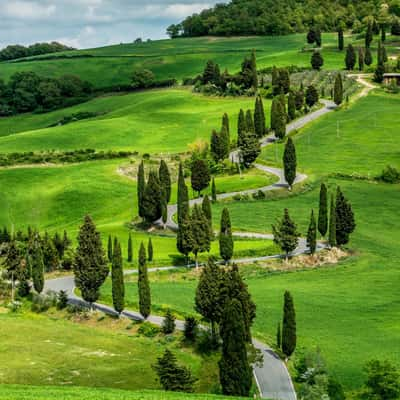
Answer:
[{"xmin": 46, "ymin": 97, "xmax": 338, "ymax": 400}]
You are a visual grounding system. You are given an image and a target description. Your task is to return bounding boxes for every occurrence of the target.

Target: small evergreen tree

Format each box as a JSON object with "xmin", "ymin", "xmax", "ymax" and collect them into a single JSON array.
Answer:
[
  {"xmin": 307, "ymin": 210, "xmax": 317, "ymax": 254},
  {"xmin": 311, "ymin": 51, "xmax": 324, "ymax": 70},
  {"xmin": 335, "ymin": 186, "xmax": 356, "ymax": 246},
  {"xmin": 211, "ymin": 177, "xmax": 217, "ymax": 202},
  {"xmin": 282, "ymin": 291, "xmax": 296, "ymax": 358},
  {"xmin": 365, "ymin": 22, "xmax": 373, "ymax": 48},
  {"xmin": 219, "ymin": 299, "xmax": 252, "ymax": 397},
  {"xmin": 176, "ymin": 213, "xmax": 193, "ymax": 265},
  {"xmin": 374, "ymin": 62, "xmax": 385, "ymax": 83},
  {"xmin": 111, "ymin": 239, "xmax": 124, "ymax": 314},
  {"xmin": 17, "ymin": 259, "xmax": 30, "ymax": 298},
  {"xmin": 305, "ymin": 85, "xmax": 319, "ymax": 107},
  {"xmin": 221, "ymin": 113, "xmax": 230, "ymax": 152},
  {"xmin": 240, "ymin": 130, "xmax": 261, "ymax": 167},
  {"xmin": 219, "ymin": 208, "xmax": 234, "ymax": 264},
  {"xmin": 250, "ymin": 50, "xmax": 258, "ymax": 89},
  {"xmin": 358, "ymin": 47, "xmax": 365, "ymax": 71},
  {"xmin": 345, "ymin": 44, "xmax": 357, "ymax": 70},
  {"xmin": 254, "ymin": 96, "xmax": 266, "ymax": 138},
  {"xmin": 237, "ymin": 109, "xmax": 246, "ymax": 148},
  {"xmin": 338, "ymin": 27, "xmax": 344, "ymax": 50},
  {"xmin": 107, "ymin": 235, "xmax": 113, "ymax": 262},
  {"xmin": 142, "ymin": 170, "xmax": 163, "ymax": 223},
  {"xmin": 283, "ymin": 137, "xmax": 297, "ymax": 189},
  {"xmin": 57, "ymin": 290, "xmax": 69, "ymax": 310},
  {"xmin": 162, "ymin": 309, "xmax": 176, "ymax": 334},
  {"xmin": 30, "ymin": 233, "xmax": 44, "ymax": 294},
  {"xmin": 191, "ymin": 205, "xmax": 211, "ymax": 268},
  {"xmin": 294, "ymin": 89, "xmax": 304, "ymax": 111},
  {"xmin": 272, "ymin": 96, "xmax": 286, "ymax": 139},
  {"xmin": 288, "ymin": 91, "xmax": 296, "ymax": 121},
  {"xmin": 184, "ymin": 316, "xmax": 198, "ymax": 342},
  {"xmin": 42, "ymin": 233, "xmax": 59, "ymax": 272},
  {"xmin": 202, "ymin": 195, "xmax": 213, "ymax": 238},
  {"xmin": 245, "ymin": 109, "xmax": 254, "ymax": 133},
  {"xmin": 328, "ymin": 194, "xmax": 337, "ymax": 248},
  {"xmin": 272, "ymin": 209, "xmax": 300, "ymax": 260},
  {"xmin": 73, "ymin": 215, "xmax": 108, "ymax": 304},
  {"xmin": 177, "ymin": 163, "xmax": 189, "ymax": 226},
  {"xmin": 191, "ymin": 159, "xmax": 210, "ymax": 196},
  {"xmin": 147, "ymin": 238, "xmax": 153, "ymax": 262},
  {"xmin": 159, "ymin": 160, "xmax": 171, "ymax": 204},
  {"xmin": 138, "ymin": 242, "xmax": 151, "ymax": 318},
  {"xmin": 333, "ymin": 73, "xmax": 343, "ymax": 105},
  {"xmin": 137, "ymin": 161, "xmax": 146, "ymax": 219},
  {"xmin": 127, "ymin": 232, "xmax": 133, "ymax": 262},
  {"xmin": 318, "ymin": 183, "xmax": 328, "ymax": 238},
  {"xmin": 365, "ymin": 47, "xmax": 373, "ymax": 66}
]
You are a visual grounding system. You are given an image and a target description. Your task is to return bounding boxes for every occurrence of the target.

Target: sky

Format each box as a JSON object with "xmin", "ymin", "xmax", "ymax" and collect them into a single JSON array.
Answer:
[{"xmin": 0, "ymin": 0, "xmax": 221, "ymax": 49}]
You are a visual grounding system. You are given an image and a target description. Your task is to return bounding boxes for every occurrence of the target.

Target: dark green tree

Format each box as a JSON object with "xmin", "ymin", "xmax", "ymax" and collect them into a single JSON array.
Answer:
[
  {"xmin": 240, "ymin": 130, "xmax": 261, "ymax": 167},
  {"xmin": 137, "ymin": 161, "xmax": 146, "ymax": 219},
  {"xmin": 211, "ymin": 177, "xmax": 217, "ymax": 202},
  {"xmin": 365, "ymin": 47, "xmax": 373, "ymax": 66},
  {"xmin": 202, "ymin": 195, "xmax": 213, "ymax": 238},
  {"xmin": 237, "ymin": 109, "xmax": 246, "ymax": 148},
  {"xmin": 250, "ymin": 50, "xmax": 258, "ymax": 89},
  {"xmin": 345, "ymin": 44, "xmax": 356, "ymax": 70},
  {"xmin": 219, "ymin": 208, "xmax": 234, "ymax": 264},
  {"xmin": 374, "ymin": 62, "xmax": 385, "ymax": 83},
  {"xmin": 176, "ymin": 213, "xmax": 193, "ymax": 265},
  {"xmin": 210, "ymin": 129, "xmax": 224, "ymax": 162},
  {"xmin": 147, "ymin": 237, "xmax": 153, "ymax": 262},
  {"xmin": 138, "ymin": 242, "xmax": 151, "ymax": 318},
  {"xmin": 307, "ymin": 210, "xmax": 317, "ymax": 254},
  {"xmin": 305, "ymin": 85, "xmax": 319, "ymax": 107},
  {"xmin": 283, "ymin": 137, "xmax": 297, "ymax": 189},
  {"xmin": 318, "ymin": 183, "xmax": 328, "ymax": 238},
  {"xmin": 334, "ymin": 73, "xmax": 343, "ymax": 105},
  {"xmin": 358, "ymin": 47, "xmax": 365, "ymax": 71},
  {"xmin": 272, "ymin": 209, "xmax": 300, "ymax": 260},
  {"xmin": 73, "ymin": 215, "xmax": 108, "ymax": 304},
  {"xmin": 381, "ymin": 25, "xmax": 386, "ymax": 42},
  {"xmin": 365, "ymin": 22, "xmax": 373, "ymax": 48},
  {"xmin": 191, "ymin": 205, "xmax": 211, "ymax": 268},
  {"xmin": 221, "ymin": 112, "xmax": 230, "ymax": 150},
  {"xmin": 311, "ymin": 51, "xmax": 324, "ymax": 70},
  {"xmin": 338, "ymin": 27, "xmax": 344, "ymax": 50},
  {"xmin": 278, "ymin": 68, "xmax": 290, "ymax": 94},
  {"xmin": 254, "ymin": 96, "xmax": 266, "ymax": 138},
  {"xmin": 17, "ymin": 259, "xmax": 30, "ymax": 298},
  {"xmin": 288, "ymin": 91, "xmax": 296, "ymax": 121},
  {"xmin": 142, "ymin": 170, "xmax": 163, "ymax": 223},
  {"xmin": 127, "ymin": 232, "xmax": 133, "ymax": 262},
  {"xmin": 184, "ymin": 316, "xmax": 198, "ymax": 342},
  {"xmin": 42, "ymin": 232, "xmax": 59, "ymax": 272},
  {"xmin": 335, "ymin": 186, "xmax": 356, "ymax": 246},
  {"xmin": 202, "ymin": 60, "xmax": 218, "ymax": 85},
  {"xmin": 162, "ymin": 309, "xmax": 176, "ymax": 334},
  {"xmin": 191, "ymin": 159, "xmax": 210, "ymax": 196},
  {"xmin": 111, "ymin": 239, "xmax": 124, "ymax": 314},
  {"xmin": 107, "ymin": 235, "xmax": 113, "ymax": 262},
  {"xmin": 272, "ymin": 95, "xmax": 286, "ymax": 139},
  {"xmin": 219, "ymin": 299, "xmax": 252, "ymax": 397},
  {"xmin": 282, "ymin": 291, "xmax": 296, "ymax": 358},
  {"xmin": 220, "ymin": 124, "xmax": 230, "ymax": 159},
  {"xmin": 153, "ymin": 349, "xmax": 196, "ymax": 393},
  {"xmin": 159, "ymin": 160, "xmax": 171, "ymax": 204},
  {"xmin": 277, "ymin": 322, "xmax": 282, "ymax": 349},
  {"xmin": 30, "ymin": 233, "xmax": 44, "ymax": 294},
  {"xmin": 328, "ymin": 194, "xmax": 337, "ymax": 248},
  {"xmin": 245, "ymin": 109, "xmax": 254, "ymax": 133},
  {"xmin": 295, "ymin": 89, "xmax": 304, "ymax": 111}
]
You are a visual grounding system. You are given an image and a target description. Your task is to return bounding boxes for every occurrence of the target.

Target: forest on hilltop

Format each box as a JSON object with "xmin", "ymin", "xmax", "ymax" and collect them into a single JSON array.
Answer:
[{"xmin": 167, "ymin": 0, "xmax": 400, "ymax": 37}]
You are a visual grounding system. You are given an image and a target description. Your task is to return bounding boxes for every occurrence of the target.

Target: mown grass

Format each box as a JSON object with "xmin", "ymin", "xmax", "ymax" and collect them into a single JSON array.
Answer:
[
  {"xmin": 0, "ymin": 88, "xmax": 261, "ymax": 154},
  {"xmin": 0, "ymin": 33, "xmax": 397, "ymax": 88}
]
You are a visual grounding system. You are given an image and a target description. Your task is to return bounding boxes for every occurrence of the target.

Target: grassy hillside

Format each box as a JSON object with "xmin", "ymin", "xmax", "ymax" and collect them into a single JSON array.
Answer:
[
  {"xmin": 0, "ymin": 89, "xmax": 260, "ymax": 154},
  {"xmin": 1, "ymin": 33, "xmax": 396, "ymax": 88}
]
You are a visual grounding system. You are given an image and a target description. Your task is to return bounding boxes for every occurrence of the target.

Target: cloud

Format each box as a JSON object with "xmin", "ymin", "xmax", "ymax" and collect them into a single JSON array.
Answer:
[{"xmin": 3, "ymin": 1, "xmax": 56, "ymax": 19}]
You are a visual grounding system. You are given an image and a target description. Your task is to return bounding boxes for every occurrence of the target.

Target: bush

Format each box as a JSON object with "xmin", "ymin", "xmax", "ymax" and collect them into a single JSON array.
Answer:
[
  {"xmin": 196, "ymin": 329, "xmax": 219, "ymax": 354},
  {"xmin": 31, "ymin": 292, "xmax": 57, "ymax": 313},
  {"xmin": 252, "ymin": 190, "xmax": 266, "ymax": 200},
  {"xmin": 138, "ymin": 321, "xmax": 160, "ymax": 337},
  {"xmin": 380, "ymin": 165, "xmax": 400, "ymax": 183},
  {"xmin": 162, "ymin": 309, "xmax": 176, "ymax": 334},
  {"xmin": 131, "ymin": 69, "xmax": 155, "ymax": 89},
  {"xmin": 57, "ymin": 290, "xmax": 69, "ymax": 310},
  {"xmin": 184, "ymin": 316, "xmax": 198, "ymax": 341}
]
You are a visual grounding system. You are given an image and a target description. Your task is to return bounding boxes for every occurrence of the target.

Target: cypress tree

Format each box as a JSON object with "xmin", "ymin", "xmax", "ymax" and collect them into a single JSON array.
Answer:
[
  {"xmin": 219, "ymin": 299, "xmax": 252, "ymax": 397},
  {"xmin": 338, "ymin": 27, "xmax": 344, "ymax": 51},
  {"xmin": 127, "ymin": 232, "xmax": 133, "ymax": 262},
  {"xmin": 159, "ymin": 160, "xmax": 171, "ymax": 204},
  {"xmin": 272, "ymin": 66, "xmax": 279, "ymax": 95},
  {"xmin": 220, "ymin": 124, "xmax": 230, "ymax": 159},
  {"xmin": 283, "ymin": 137, "xmax": 297, "ymax": 189},
  {"xmin": 237, "ymin": 109, "xmax": 246, "ymax": 148},
  {"xmin": 250, "ymin": 49, "xmax": 258, "ymax": 89},
  {"xmin": 73, "ymin": 215, "xmax": 108, "ymax": 304},
  {"xmin": 107, "ymin": 235, "xmax": 113, "ymax": 262},
  {"xmin": 345, "ymin": 44, "xmax": 356, "ymax": 70},
  {"xmin": 137, "ymin": 161, "xmax": 146, "ymax": 219},
  {"xmin": 374, "ymin": 62, "xmax": 385, "ymax": 83},
  {"xmin": 240, "ymin": 130, "xmax": 261, "ymax": 168},
  {"xmin": 245, "ymin": 109, "xmax": 254, "ymax": 133},
  {"xmin": 184, "ymin": 316, "xmax": 198, "ymax": 342},
  {"xmin": 147, "ymin": 237, "xmax": 153, "ymax": 262},
  {"xmin": 17, "ymin": 259, "xmax": 30, "ymax": 298},
  {"xmin": 53, "ymin": 232, "xmax": 64, "ymax": 259},
  {"xmin": 202, "ymin": 195, "xmax": 213, "ymax": 239},
  {"xmin": 335, "ymin": 187, "xmax": 356, "ymax": 246},
  {"xmin": 272, "ymin": 209, "xmax": 300, "ymax": 260},
  {"xmin": 254, "ymin": 96, "xmax": 266, "ymax": 138},
  {"xmin": 211, "ymin": 129, "xmax": 224, "ymax": 162},
  {"xmin": 277, "ymin": 322, "xmax": 282, "ymax": 349},
  {"xmin": 63, "ymin": 230, "xmax": 71, "ymax": 253},
  {"xmin": 278, "ymin": 68, "xmax": 290, "ymax": 94},
  {"xmin": 358, "ymin": 47, "xmax": 364, "ymax": 71},
  {"xmin": 138, "ymin": 242, "xmax": 151, "ymax": 318},
  {"xmin": 328, "ymin": 194, "xmax": 337, "ymax": 248},
  {"xmin": 294, "ymin": 89, "xmax": 304, "ymax": 111},
  {"xmin": 42, "ymin": 232, "xmax": 59, "ymax": 272},
  {"xmin": 305, "ymin": 85, "xmax": 319, "ymax": 107},
  {"xmin": 111, "ymin": 239, "xmax": 124, "ymax": 314},
  {"xmin": 176, "ymin": 213, "xmax": 193, "ymax": 265},
  {"xmin": 211, "ymin": 177, "xmax": 217, "ymax": 203},
  {"xmin": 142, "ymin": 170, "xmax": 163, "ymax": 222},
  {"xmin": 365, "ymin": 47, "xmax": 373, "ymax": 66},
  {"xmin": 191, "ymin": 159, "xmax": 210, "ymax": 196},
  {"xmin": 311, "ymin": 51, "xmax": 324, "ymax": 70},
  {"xmin": 307, "ymin": 210, "xmax": 317, "ymax": 254},
  {"xmin": 272, "ymin": 96, "xmax": 286, "ymax": 139},
  {"xmin": 288, "ymin": 91, "xmax": 296, "ymax": 121},
  {"xmin": 318, "ymin": 183, "xmax": 328, "ymax": 238},
  {"xmin": 162, "ymin": 309, "xmax": 176, "ymax": 334},
  {"xmin": 282, "ymin": 291, "xmax": 296, "ymax": 358},
  {"xmin": 191, "ymin": 205, "xmax": 211, "ymax": 268},
  {"xmin": 30, "ymin": 233, "xmax": 44, "ymax": 294},
  {"xmin": 365, "ymin": 22, "xmax": 373, "ymax": 48},
  {"xmin": 334, "ymin": 73, "xmax": 343, "ymax": 105},
  {"xmin": 222, "ymin": 113, "xmax": 230, "ymax": 150},
  {"xmin": 202, "ymin": 60, "xmax": 217, "ymax": 84},
  {"xmin": 219, "ymin": 208, "xmax": 234, "ymax": 264}
]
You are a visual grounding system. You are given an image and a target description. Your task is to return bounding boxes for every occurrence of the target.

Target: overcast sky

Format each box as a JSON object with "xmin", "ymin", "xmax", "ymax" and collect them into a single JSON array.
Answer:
[{"xmin": 0, "ymin": 0, "xmax": 220, "ymax": 49}]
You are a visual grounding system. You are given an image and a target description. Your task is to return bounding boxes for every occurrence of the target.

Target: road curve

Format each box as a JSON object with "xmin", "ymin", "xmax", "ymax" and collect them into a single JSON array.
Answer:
[{"xmin": 45, "ymin": 99, "xmax": 337, "ymax": 400}]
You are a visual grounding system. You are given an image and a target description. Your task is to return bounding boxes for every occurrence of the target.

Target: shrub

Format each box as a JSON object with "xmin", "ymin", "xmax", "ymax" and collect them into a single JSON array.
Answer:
[
  {"xmin": 31, "ymin": 292, "xmax": 57, "ymax": 313},
  {"xmin": 252, "ymin": 190, "xmax": 266, "ymax": 200},
  {"xmin": 379, "ymin": 165, "xmax": 400, "ymax": 183},
  {"xmin": 138, "ymin": 321, "xmax": 160, "ymax": 337},
  {"xmin": 162, "ymin": 309, "xmax": 176, "ymax": 334},
  {"xmin": 131, "ymin": 69, "xmax": 155, "ymax": 89},
  {"xmin": 184, "ymin": 316, "xmax": 198, "ymax": 341},
  {"xmin": 57, "ymin": 290, "xmax": 69, "ymax": 310}
]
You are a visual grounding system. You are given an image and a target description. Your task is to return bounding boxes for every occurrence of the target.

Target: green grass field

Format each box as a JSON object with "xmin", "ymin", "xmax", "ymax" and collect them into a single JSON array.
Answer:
[{"xmin": 1, "ymin": 33, "xmax": 398, "ymax": 88}]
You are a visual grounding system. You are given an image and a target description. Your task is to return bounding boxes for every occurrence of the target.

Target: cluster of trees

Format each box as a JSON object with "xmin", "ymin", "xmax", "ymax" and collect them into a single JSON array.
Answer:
[
  {"xmin": 3, "ymin": 227, "xmax": 72, "ymax": 299},
  {"xmin": 167, "ymin": 0, "xmax": 385, "ymax": 37},
  {"xmin": 137, "ymin": 160, "xmax": 171, "ymax": 225},
  {"xmin": 272, "ymin": 183, "xmax": 355, "ymax": 259},
  {"xmin": 0, "ymin": 72, "xmax": 92, "ymax": 116},
  {"xmin": 0, "ymin": 41, "xmax": 73, "ymax": 61}
]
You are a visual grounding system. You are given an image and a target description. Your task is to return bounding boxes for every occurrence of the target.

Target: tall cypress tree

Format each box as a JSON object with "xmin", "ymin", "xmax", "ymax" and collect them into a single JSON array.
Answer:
[
  {"xmin": 338, "ymin": 27, "xmax": 344, "ymax": 51},
  {"xmin": 210, "ymin": 129, "xmax": 224, "ymax": 162},
  {"xmin": 318, "ymin": 183, "xmax": 328, "ymax": 238},
  {"xmin": 138, "ymin": 242, "xmax": 151, "ymax": 318},
  {"xmin": 177, "ymin": 163, "xmax": 189, "ymax": 226},
  {"xmin": 288, "ymin": 91, "xmax": 296, "ymax": 121},
  {"xmin": 191, "ymin": 205, "xmax": 211, "ymax": 268},
  {"xmin": 147, "ymin": 238, "xmax": 153, "ymax": 262},
  {"xmin": 137, "ymin": 161, "xmax": 146, "ymax": 219},
  {"xmin": 254, "ymin": 96, "xmax": 266, "ymax": 138},
  {"xmin": 358, "ymin": 47, "xmax": 364, "ymax": 71},
  {"xmin": 328, "ymin": 194, "xmax": 337, "ymax": 248},
  {"xmin": 111, "ymin": 239, "xmax": 124, "ymax": 314},
  {"xmin": 272, "ymin": 209, "xmax": 300, "ymax": 260},
  {"xmin": 202, "ymin": 195, "xmax": 213, "ymax": 238},
  {"xmin": 283, "ymin": 137, "xmax": 297, "ymax": 189},
  {"xmin": 73, "ymin": 215, "xmax": 108, "ymax": 304},
  {"xmin": 219, "ymin": 299, "xmax": 252, "ymax": 397},
  {"xmin": 277, "ymin": 322, "xmax": 282, "ymax": 349},
  {"xmin": 282, "ymin": 291, "xmax": 296, "ymax": 358},
  {"xmin": 222, "ymin": 113, "xmax": 230, "ymax": 151},
  {"xmin": 237, "ymin": 109, "xmax": 246, "ymax": 148},
  {"xmin": 345, "ymin": 44, "xmax": 356, "ymax": 70},
  {"xmin": 142, "ymin": 170, "xmax": 163, "ymax": 222},
  {"xmin": 220, "ymin": 124, "xmax": 230, "ymax": 160},
  {"xmin": 30, "ymin": 233, "xmax": 44, "ymax": 294},
  {"xmin": 307, "ymin": 210, "xmax": 317, "ymax": 254},
  {"xmin": 245, "ymin": 109, "xmax": 254, "ymax": 133},
  {"xmin": 250, "ymin": 49, "xmax": 258, "ymax": 89},
  {"xmin": 107, "ymin": 235, "xmax": 113, "ymax": 262},
  {"xmin": 335, "ymin": 186, "xmax": 356, "ymax": 246},
  {"xmin": 365, "ymin": 47, "xmax": 373, "ymax": 66},
  {"xmin": 365, "ymin": 22, "xmax": 373, "ymax": 48},
  {"xmin": 159, "ymin": 160, "xmax": 171, "ymax": 204},
  {"xmin": 176, "ymin": 212, "xmax": 193, "ymax": 265},
  {"xmin": 273, "ymin": 96, "xmax": 286, "ymax": 139},
  {"xmin": 191, "ymin": 159, "xmax": 211, "ymax": 196},
  {"xmin": 211, "ymin": 177, "xmax": 217, "ymax": 203},
  {"xmin": 334, "ymin": 73, "xmax": 343, "ymax": 105},
  {"xmin": 127, "ymin": 232, "xmax": 133, "ymax": 262},
  {"xmin": 240, "ymin": 130, "xmax": 261, "ymax": 168},
  {"xmin": 219, "ymin": 208, "xmax": 234, "ymax": 264},
  {"xmin": 272, "ymin": 66, "xmax": 279, "ymax": 95}
]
